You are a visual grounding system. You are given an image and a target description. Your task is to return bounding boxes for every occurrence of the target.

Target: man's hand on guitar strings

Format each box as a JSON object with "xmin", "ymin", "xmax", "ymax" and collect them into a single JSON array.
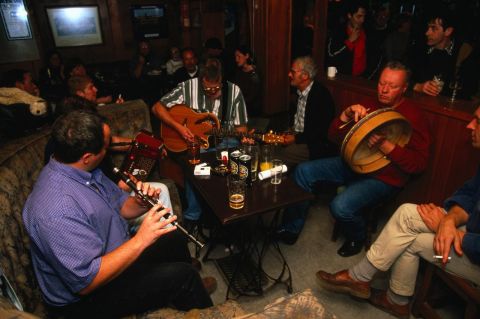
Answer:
[{"xmin": 178, "ymin": 125, "xmax": 195, "ymax": 141}]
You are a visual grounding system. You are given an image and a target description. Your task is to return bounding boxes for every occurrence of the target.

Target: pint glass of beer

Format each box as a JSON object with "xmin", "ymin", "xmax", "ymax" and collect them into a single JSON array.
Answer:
[
  {"xmin": 187, "ymin": 140, "xmax": 200, "ymax": 164},
  {"xmin": 227, "ymin": 175, "xmax": 245, "ymax": 209}
]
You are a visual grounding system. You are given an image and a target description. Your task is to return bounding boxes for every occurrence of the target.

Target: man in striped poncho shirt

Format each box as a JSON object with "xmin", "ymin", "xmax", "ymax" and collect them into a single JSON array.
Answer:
[{"xmin": 152, "ymin": 58, "xmax": 248, "ymax": 227}]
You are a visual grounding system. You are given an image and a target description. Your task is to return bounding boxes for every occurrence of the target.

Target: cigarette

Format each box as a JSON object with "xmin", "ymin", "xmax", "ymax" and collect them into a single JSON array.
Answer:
[
  {"xmin": 433, "ymin": 255, "xmax": 451, "ymax": 260},
  {"xmin": 117, "ymin": 94, "xmax": 122, "ymax": 100}
]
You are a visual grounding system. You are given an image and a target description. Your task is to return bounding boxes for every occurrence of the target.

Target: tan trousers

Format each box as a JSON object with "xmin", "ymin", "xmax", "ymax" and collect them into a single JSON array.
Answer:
[{"xmin": 366, "ymin": 203, "xmax": 480, "ymax": 296}]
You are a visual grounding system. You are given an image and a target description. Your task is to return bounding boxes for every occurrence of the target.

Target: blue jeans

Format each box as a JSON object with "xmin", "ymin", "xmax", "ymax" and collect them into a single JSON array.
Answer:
[
  {"xmin": 281, "ymin": 156, "xmax": 399, "ymax": 241},
  {"xmin": 183, "ymin": 137, "xmax": 239, "ymax": 221}
]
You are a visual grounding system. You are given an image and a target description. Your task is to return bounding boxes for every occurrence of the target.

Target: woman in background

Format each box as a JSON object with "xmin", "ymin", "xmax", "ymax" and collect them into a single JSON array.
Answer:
[
  {"xmin": 233, "ymin": 45, "xmax": 262, "ymax": 117},
  {"xmin": 39, "ymin": 50, "xmax": 67, "ymax": 104}
]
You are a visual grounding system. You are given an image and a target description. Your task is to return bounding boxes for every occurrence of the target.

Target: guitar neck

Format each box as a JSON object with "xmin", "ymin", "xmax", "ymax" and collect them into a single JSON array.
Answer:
[
  {"xmin": 213, "ymin": 129, "xmax": 261, "ymax": 140},
  {"xmin": 211, "ymin": 128, "xmax": 283, "ymax": 144}
]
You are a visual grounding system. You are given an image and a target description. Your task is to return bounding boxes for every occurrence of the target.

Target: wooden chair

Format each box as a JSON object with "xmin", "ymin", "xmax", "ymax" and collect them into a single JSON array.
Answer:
[{"xmin": 412, "ymin": 262, "xmax": 480, "ymax": 319}]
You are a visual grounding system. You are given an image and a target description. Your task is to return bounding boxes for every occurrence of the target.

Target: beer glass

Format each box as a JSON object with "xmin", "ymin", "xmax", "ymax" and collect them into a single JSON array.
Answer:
[
  {"xmin": 271, "ymin": 159, "xmax": 283, "ymax": 184},
  {"xmin": 259, "ymin": 144, "xmax": 273, "ymax": 172},
  {"xmin": 187, "ymin": 140, "xmax": 200, "ymax": 164},
  {"xmin": 432, "ymin": 75, "xmax": 444, "ymax": 92},
  {"xmin": 227, "ymin": 175, "xmax": 245, "ymax": 209}
]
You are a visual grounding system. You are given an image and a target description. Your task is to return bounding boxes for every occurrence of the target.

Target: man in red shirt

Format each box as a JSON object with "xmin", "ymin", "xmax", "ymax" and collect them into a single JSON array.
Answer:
[{"xmin": 275, "ymin": 61, "xmax": 431, "ymax": 257}]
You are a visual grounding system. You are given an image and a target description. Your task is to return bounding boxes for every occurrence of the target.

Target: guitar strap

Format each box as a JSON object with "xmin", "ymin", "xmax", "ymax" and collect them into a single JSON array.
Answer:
[{"xmin": 220, "ymin": 80, "xmax": 229, "ymax": 128}]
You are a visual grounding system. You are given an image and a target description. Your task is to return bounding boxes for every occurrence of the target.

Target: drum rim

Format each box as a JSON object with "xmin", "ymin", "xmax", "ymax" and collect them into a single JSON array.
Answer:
[
  {"xmin": 341, "ymin": 107, "xmax": 411, "ymax": 173},
  {"xmin": 341, "ymin": 107, "xmax": 396, "ymax": 154}
]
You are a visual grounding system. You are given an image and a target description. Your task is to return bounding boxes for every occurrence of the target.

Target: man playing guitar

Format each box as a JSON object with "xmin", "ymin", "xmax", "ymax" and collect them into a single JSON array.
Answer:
[{"xmin": 152, "ymin": 58, "xmax": 248, "ymax": 229}]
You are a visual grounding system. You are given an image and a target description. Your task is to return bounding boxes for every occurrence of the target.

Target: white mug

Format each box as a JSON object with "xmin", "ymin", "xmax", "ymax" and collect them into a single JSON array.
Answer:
[{"xmin": 327, "ymin": 66, "xmax": 338, "ymax": 78}]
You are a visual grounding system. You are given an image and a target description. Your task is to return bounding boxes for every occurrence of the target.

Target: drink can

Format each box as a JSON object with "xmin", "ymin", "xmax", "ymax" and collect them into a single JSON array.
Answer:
[
  {"xmin": 238, "ymin": 154, "xmax": 252, "ymax": 186},
  {"xmin": 229, "ymin": 150, "xmax": 242, "ymax": 175}
]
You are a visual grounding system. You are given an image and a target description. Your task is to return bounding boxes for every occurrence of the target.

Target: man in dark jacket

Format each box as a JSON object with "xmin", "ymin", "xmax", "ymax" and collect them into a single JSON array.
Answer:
[
  {"xmin": 411, "ymin": 9, "xmax": 479, "ymax": 99},
  {"xmin": 172, "ymin": 48, "xmax": 200, "ymax": 86},
  {"xmin": 277, "ymin": 56, "xmax": 336, "ymax": 165}
]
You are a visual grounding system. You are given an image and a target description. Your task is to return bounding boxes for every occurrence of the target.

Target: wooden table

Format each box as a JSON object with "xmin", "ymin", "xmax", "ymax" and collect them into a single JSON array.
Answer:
[{"xmin": 185, "ymin": 151, "xmax": 314, "ymax": 298}]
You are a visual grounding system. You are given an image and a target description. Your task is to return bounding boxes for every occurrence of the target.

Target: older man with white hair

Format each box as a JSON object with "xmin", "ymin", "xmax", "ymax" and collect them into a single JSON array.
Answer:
[{"xmin": 277, "ymin": 56, "xmax": 336, "ymax": 165}]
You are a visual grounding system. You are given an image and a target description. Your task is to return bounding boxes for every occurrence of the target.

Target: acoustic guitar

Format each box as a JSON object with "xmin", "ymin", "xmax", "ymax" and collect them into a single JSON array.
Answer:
[
  {"xmin": 160, "ymin": 104, "xmax": 285, "ymax": 152},
  {"xmin": 161, "ymin": 105, "xmax": 220, "ymax": 152}
]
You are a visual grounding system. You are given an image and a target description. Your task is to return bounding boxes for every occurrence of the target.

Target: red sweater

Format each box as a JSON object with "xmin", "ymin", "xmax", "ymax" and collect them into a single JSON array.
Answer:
[
  {"xmin": 344, "ymin": 28, "xmax": 367, "ymax": 76},
  {"xmin": 329, "ymin": 98, "xmax": 431, "ymax": 187}
]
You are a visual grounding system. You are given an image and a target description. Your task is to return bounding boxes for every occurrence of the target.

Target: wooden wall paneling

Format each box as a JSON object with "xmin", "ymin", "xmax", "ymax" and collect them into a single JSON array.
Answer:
[
  {"xmin": 312, "ymin": 0, "xmax": 328, "ymax": 77},
  {"xmin": 252, "ymin": 0, "xmax": 291, "ymax": 115},
  {"xmin": 202, "ymin": 12, "xmax": 224, "ymax": 47},
  {"xmin": 250, "ymin": 0, "xmax": 265, "ymax": 113},
  {"xmin": 433, "ymin": 115, "xmax": 477, "ymax": 201},
  {"xmin": 111, "ymin": 0, "xmax": 135, "ymax": 60},
  {"xmin": 265, "ymin": 0, "xmax": 290, "ymax": 114}
]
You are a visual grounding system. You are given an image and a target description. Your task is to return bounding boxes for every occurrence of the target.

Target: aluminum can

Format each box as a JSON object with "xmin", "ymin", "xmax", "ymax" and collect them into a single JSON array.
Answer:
[
  {"xmin": 238, "ymin": 154, "xmax": 252, "ymax": 186},
  {"xmin": 229, "ymin": 150, "xmax": 242, "ymax": 175}
]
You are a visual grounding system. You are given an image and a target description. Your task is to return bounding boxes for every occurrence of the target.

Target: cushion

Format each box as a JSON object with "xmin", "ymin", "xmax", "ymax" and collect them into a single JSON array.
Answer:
[{"xmin": 0, "ymin": 295, "xmax": 40, "ymax": 319}]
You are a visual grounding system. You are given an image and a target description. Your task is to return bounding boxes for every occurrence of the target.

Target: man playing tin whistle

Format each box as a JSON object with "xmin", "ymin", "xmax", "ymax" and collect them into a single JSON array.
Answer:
[
  {"xmin": 275, "ymin": 61, "xmax": 431, "ymax": 258},
  {"xmin": 316, "ymin": 106, "xmax": 480, "ymax": 319}
]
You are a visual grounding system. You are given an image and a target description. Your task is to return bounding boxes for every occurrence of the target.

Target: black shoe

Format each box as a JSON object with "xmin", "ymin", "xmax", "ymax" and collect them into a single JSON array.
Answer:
[
  {"xmin": 274, "ymin": 229, "xmax": 299, "ymax": 245},
  {"xmin": 337, "ymin": 239, "xmax": 365, "ymax": 257}
]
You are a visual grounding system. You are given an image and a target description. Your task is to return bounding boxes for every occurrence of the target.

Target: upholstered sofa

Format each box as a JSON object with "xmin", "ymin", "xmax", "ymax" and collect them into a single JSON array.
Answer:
[{"xmin": 0, "ymin": 100, "xmax": 245, "ymax": 318}]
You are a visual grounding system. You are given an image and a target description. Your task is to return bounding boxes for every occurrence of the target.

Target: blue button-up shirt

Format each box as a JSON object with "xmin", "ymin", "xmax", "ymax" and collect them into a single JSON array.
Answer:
[{"xmin": 23, "ymin": 158, "xmax": 129, "ymax": 306}]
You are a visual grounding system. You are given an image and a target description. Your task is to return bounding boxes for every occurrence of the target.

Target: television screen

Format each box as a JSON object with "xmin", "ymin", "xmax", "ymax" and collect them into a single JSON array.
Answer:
[{"xmin": 131, "ymin": 5, "xmax": 168, "ymax": 39}]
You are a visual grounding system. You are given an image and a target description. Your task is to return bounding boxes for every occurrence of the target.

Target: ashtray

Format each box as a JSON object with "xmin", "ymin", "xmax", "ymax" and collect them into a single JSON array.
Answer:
[{"xmin": 212, "ymin": 164, "xmax": 229, "ymax": 176}]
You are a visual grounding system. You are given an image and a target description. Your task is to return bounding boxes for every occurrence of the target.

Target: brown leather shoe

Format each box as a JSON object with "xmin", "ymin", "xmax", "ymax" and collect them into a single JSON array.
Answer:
[
  {"xmin": 191, "ymin": 257, "xmax": 202, "ymax": 272},
  {"xmin": 316, "ymin": 269, "xmax": 371, "ymax": 299},
  {"xmin": 368, "ymin": 288, "xmax": 410, "ymax": 319},
  {"xmin": 202, "ymin": 276, "xmax": 217, "ymax": 295}
]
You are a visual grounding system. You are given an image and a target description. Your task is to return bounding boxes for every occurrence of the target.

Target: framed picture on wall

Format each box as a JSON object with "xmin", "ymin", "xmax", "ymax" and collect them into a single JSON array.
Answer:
[
  {"xmin": 46, "ymin": 6, "xmax": 103, "ymax": 47},
  {"xmin": 130, "ymin": 5, "xmax": 168, "ymax": 39},
  {"xmin": 0, "ymin": 0, "xmax": 32, "ymax": 40}
]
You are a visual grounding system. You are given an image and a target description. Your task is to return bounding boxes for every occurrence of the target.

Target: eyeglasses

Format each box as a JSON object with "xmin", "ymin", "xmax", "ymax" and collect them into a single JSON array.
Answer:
[{"xmin": 203, "ymin": 85, "xmax": 222, "ymax": 95}]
